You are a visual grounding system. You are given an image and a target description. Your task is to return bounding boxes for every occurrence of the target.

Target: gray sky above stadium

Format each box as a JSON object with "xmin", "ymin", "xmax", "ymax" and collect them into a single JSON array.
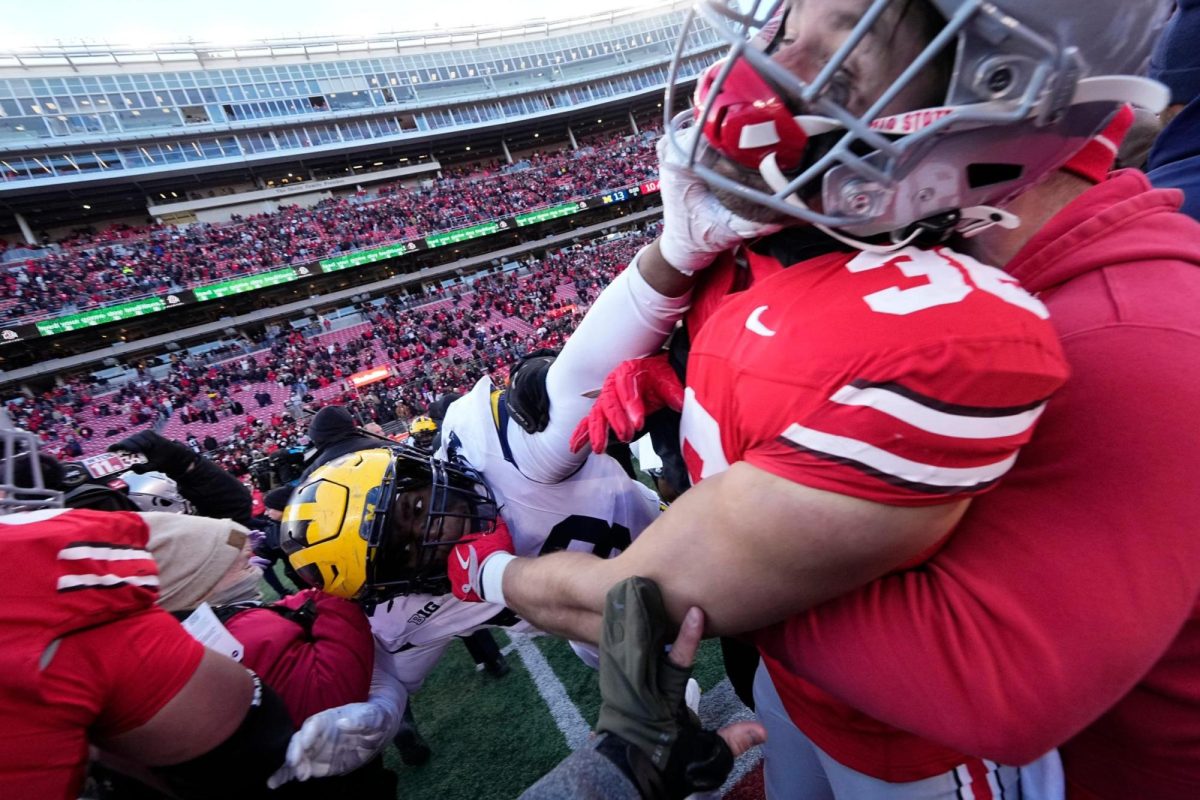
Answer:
[{"xmin": 3, "ymin": 0, "xmax": 667, "ymax": 49}]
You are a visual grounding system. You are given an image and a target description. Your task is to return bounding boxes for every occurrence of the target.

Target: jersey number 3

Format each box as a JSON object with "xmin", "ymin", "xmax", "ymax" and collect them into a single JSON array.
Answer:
[
  {"xmin": 539, "ymin": 515, "xmax": 632, "ymax": 559},
  {"xmin": 847, "ymin": 247, "xmax": 1049, "ymax": 319}
]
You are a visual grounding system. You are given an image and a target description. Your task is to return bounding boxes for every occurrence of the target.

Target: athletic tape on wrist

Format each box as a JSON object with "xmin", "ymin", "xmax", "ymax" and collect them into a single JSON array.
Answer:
[{"xmin": 480, "ymin": 552, "xmax": 517, "ymax": 607}]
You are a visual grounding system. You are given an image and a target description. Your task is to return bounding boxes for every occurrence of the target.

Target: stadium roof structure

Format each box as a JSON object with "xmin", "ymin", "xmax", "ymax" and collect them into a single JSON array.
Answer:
[
  {"xmin": 0, "ymin": 0, "xmax": 715, "ymax": 232},
  {"xmin": 0, "ymin": 1, "xmax": 689, "ymax": 71}
]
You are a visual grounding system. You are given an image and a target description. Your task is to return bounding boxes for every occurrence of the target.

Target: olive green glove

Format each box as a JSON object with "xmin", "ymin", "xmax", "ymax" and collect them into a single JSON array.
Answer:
[{"xmin": 595, "ymin": 577, "xmax": 733, "ymax": 800}]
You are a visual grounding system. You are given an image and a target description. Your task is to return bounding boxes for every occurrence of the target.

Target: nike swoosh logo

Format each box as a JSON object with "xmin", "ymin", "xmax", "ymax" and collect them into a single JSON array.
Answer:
[
  {"xmin": 456, "ymin": 549, "xmax": 472, "ymax": 569},
  {"xmin": 745, "ymin": 305, "xmax": 776, "ymax": 337}
]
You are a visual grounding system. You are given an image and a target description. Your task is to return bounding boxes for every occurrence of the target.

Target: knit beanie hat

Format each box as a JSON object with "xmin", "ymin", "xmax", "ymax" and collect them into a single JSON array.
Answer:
[
  {"xmin": 1151, "ymin": 0, "xmax": 1200, "ymax": 106},
  {"xmin": 263, "ymin": 485, "xmax": 293, "ymax": 511},
  {"xmin": 308, "ymin": 405, "xmax": 356, "ymax": 446},
  {"xmin": 140, "ymin": 511, "xmax": 248, "ymax": 612}
]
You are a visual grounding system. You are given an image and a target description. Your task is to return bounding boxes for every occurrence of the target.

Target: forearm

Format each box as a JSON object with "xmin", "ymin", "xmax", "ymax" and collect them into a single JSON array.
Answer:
[
  {"xmin": 366, "ymin": 657, "xmax": 409, "ymax": 723},
  {"xmin": 502, "ymin": 551, "xmax": 615, "ymax": 644},
  {"xmin": 499, "ymin": 462, "xmax": 963, "ymax": 642},
  {"xmin": 549, "ymin": 242, "xmax": 691, "ymax": 404},
  {"xmin": 174, "ymin": 458, "xmax": 253, "ymax": 525},
  {"xmin": 517, "ymin": 243, "xmax": 691, "ymax": 482},
  {"xmin": 368, "ymin": 636, "xmax": 445, "ymax": 719},
  {"xmin": 638, "ymin": 237, "xmax": 695, "ymax": 298}
]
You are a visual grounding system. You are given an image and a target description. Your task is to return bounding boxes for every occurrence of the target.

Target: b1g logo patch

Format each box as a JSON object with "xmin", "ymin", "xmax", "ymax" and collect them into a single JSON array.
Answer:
[{"xmin": 407, "ymin": 600, "xmax": 441, "ymax": 625}]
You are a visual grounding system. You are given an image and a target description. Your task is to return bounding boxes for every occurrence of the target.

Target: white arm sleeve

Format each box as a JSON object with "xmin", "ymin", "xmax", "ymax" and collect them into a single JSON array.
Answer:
[
  {"xmin": 505, "ymin": 246, "xmax": 692, "ymax": 483},
  {"xmin": 370, "ymin": 636, "xmax": 452, "ymax": 718}
]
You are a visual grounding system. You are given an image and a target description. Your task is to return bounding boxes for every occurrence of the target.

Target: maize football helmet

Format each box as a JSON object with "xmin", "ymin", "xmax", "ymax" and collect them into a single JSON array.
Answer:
[
  {"xmin": 280, "ymin": 446, "xmax": 496, "ymax": 603},
  {"xmin": 408, "ymin": 416, "xmax": 438, "ymax": 452}
]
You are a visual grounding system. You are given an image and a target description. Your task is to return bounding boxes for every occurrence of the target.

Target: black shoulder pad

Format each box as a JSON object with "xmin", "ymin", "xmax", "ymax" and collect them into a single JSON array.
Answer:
[{"xmin": 505, "ymin": 351, "xmax": 558, "ymax": 434}]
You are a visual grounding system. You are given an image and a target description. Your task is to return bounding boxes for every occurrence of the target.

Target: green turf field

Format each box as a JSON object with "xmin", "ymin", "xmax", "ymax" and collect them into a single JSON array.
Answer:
[
  {"xmin": 386, "ymin": 630, "xmax": 760, "ymax": 800},
  {"xmin": 260, "ymin": 559, "xmax": 763, "ymax": 799}
]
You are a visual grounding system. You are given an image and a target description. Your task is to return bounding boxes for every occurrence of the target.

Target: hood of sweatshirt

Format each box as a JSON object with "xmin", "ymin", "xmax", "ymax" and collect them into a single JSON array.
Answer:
[{"xmin": 1006, "ymin": 170, "xmax": 1200, "ymax": 295}]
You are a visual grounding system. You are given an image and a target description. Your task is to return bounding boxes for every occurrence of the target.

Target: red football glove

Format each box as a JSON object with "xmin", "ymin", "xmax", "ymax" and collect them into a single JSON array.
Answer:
[
  {"xmin": 448, "ymin": 518, "xmax": 514, "ymax": 603},
  {"xmin": 570, "ymin": 353, "xmax": 685, "ymax": 455}
]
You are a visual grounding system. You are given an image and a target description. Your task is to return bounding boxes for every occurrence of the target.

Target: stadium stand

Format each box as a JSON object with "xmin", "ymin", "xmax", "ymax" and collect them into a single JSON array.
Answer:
[
  {"xmin": 2, "ymin": 132, "xmax": 658, "ymax": 322},
  {"xmin": 0, "ymin": 6, "xmax": 781, "ymax": 800},
  {"xmin": 4, "ymin": 224, "xmax": 658, "ymax": 474}
]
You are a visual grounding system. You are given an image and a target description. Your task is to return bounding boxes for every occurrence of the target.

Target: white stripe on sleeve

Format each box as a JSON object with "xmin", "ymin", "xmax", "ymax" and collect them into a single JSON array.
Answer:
[
  {"xmin": 0, "ymin": 509, "xmax": 70, "ymax": 525},
  {"xmin": 57, "ymin": 574, "xmax": 160, "ymax": 591},
  {"xmin": 954, "ymin": 764, "xmax": 977, "ymax": 800},
  {"xmin": 830, "ymin": 384, "xmax": 1047, "ymax": 440},
  {"xmin": 780, "ymin": 424, "xmax": 1018, "ymax": 488},
  {"xmin": 58, "ymin": 546, "xmax": 153, "ymax": 562}
]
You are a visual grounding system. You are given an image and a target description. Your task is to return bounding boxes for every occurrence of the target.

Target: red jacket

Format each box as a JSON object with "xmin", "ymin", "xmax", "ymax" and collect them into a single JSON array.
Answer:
[
  {"xmin": 757, "ymin": 171, "xmax": 1200, "ymax": 797},
  {"xmin": 228, "ymin": 589, "xmax": 374, "ymax": 726}
]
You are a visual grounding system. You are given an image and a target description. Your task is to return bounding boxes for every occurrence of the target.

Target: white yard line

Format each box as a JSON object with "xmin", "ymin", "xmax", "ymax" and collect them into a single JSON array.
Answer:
[{"xmin": 509, "ymin": 633, "xmax": 593, "ymax": 750}]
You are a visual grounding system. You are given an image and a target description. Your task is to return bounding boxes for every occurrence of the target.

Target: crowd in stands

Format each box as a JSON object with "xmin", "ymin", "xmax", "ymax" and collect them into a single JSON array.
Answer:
[
  {"xmin": 3, "ymin": 223, "xmax": 659, "ymax": 484},
  {"xmin": 1, "ymin": 131, "xmax": 659, "ymax": 323}
]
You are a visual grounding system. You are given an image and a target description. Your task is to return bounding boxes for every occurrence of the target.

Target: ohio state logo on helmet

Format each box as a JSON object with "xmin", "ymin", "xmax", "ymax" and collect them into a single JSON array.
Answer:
[
  {"xmin": 693, "ymin": 58, "xmax": 811, "ymax": 172},
  {"xmin": 664, "ymin": 0, "xmax": 1172, "ymax": 240}
]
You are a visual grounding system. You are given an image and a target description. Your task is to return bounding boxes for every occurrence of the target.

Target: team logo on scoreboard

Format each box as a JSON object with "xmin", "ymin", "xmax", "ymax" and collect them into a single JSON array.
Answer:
[
  {"xmin": 0, "ymin": 329, "xmax": 17, "ymax": 341},
  {"xmin": 166, "ymin": 294, "xmax": 181, "ymax": 305}
]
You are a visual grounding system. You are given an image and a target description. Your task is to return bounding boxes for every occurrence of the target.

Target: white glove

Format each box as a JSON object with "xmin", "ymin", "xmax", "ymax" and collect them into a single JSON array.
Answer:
[
  {"xmin": 656, "ymin": 129, "xmax": 782, "ymax": 275},
  {"xmin": 266, "ymin": 699, "xmax": 402, "ymax": 788}
]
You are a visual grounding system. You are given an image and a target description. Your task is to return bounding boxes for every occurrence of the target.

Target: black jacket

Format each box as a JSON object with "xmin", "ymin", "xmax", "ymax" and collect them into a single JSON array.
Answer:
[
  {"xmin": 175, "ymin": 457, "xmax": 254, "ymax": 526},
  {"xmin": 298, "ymin": 406, "xmax": 385, "ymax": 482}
]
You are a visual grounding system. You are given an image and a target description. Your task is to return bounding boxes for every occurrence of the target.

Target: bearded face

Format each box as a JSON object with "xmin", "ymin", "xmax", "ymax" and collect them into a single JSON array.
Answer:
[{"xmin": 700, "ymin": 0, "xmax": 951, "ymax": 223}]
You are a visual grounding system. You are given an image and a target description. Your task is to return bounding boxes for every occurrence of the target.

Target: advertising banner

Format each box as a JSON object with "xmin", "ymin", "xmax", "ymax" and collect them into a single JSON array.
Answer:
[
  {"xmin": 34, "ymin": 294, "xmax": 184, "ymax": 336},
  {"xmin": 320, "ymin": 239, "xmax": 422, "ymax": 272},
  {"xmin": 192, "ymin": 268, "xmax": 298, "ymax": 302},
  {"xmin": 424, "ymin": 220, "xmax": 509, "ymax": 249},
  {"xmin": 347, "ymin": 365, "xmax": 392, "ymax": 388}
]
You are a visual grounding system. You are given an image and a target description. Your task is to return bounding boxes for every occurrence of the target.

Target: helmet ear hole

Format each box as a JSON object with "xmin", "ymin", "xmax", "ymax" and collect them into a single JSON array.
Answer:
[
  {"xmin": 713, "ymin": 106, "xmax": 730, "ymax": 139},
  {"xmin": 965, "ymin": 162, "xmax": 1024, "ymax": 189}
]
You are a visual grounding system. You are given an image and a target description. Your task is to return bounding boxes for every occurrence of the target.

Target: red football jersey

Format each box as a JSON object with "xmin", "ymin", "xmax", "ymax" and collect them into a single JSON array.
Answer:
[
  {"xmin": 681, "ymin": 244, "xmax": 1069, "ymax": 776},
  {"xmin": 0, "ymin": 510, "xmax": 204, "ymax": 799},
  {"xmin": 682, "ymin": 245, "xmax": 1068, "ymax": 503}
]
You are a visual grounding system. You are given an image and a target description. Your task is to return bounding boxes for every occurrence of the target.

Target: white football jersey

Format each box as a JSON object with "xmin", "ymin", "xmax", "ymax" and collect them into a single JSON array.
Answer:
[
  {"xmin": 438, "ymin": 377, "xmax": 662, "ymax": 561},
  {"xmin": 369, "ymin": 375, "xmax": 661, "ymax": 690}
]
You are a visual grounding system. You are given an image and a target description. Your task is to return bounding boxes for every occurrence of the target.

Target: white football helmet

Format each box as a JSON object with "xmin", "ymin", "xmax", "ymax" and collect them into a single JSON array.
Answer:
[
  {"xmin": 667, "ymin": 0, "xmax": 1172, "ymax": 242},
  {"xmin": 0, "ymin": 409, "xmax": 63, "ymax": 514},
  {"xmin": 121, "ymin": 470, "xmax": 194, "ymax": 515}
]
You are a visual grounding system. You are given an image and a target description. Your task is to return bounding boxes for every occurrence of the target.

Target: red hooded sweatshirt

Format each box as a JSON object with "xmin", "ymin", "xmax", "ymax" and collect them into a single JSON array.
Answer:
[{"xmin": 757, "ymin": 170, "xmax": 1200, "ymax": 798}]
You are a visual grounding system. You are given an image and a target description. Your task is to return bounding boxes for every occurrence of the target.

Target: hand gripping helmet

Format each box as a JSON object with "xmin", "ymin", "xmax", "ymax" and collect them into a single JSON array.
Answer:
[
  {"xmin": 120, "ymin": 470, "xmax": 194, "ymax": 515},
  {"xmin": 279, "ymin": 446, "xmax": 497, "ymax": 604},
  {"xmin": 667, "ymin": 0, "xmax": 1172, "ymax": 243},
  {"xmin": 0, "ymin": 409, "xmax": 63, "ymax": 514}
]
